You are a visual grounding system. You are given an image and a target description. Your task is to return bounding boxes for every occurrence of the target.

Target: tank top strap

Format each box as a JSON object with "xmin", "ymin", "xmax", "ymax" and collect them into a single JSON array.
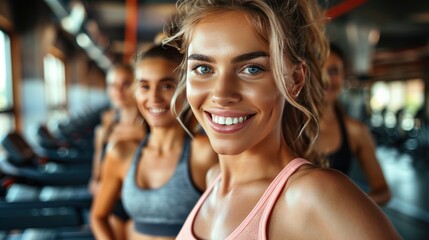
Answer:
[
  {"xmin": 113, "ymin": 108, "xmax": 121, "ymax": 123},
  {"xmin": 130, "ymin": 134, "xmax": 150, "ymax": 170},
  {"xmin": 103, "ymin": 108, "xmax": 121, "ymax": 142},
  {"xmin": 258, "ymin": 158, "xmax": 311, "ymax": 239},
  {"xmin": 226, "ymin": 158, "xmax": 311, "ymax": 239}
]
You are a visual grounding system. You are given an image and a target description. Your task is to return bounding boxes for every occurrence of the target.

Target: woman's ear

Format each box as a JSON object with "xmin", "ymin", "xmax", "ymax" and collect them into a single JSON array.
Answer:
[{"xmin": 291, "ymin": 62, "xmax": 306, "ymax": 98}]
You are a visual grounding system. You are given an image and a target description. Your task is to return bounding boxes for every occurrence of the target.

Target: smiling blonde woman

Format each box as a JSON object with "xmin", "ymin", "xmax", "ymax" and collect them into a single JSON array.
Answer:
[{"xmin": 164, "ymin": 0, "xmax": 401, "ymax": 239}]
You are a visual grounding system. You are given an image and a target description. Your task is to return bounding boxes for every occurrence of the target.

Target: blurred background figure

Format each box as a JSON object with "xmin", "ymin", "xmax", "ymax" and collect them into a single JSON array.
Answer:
[
  {"xmin": 314, "ymin": 43, "xmax": 391, "ymax": 205},
  {"xmin": 89, "ymin": 63, "xmax": 146, "ymax": 240}
]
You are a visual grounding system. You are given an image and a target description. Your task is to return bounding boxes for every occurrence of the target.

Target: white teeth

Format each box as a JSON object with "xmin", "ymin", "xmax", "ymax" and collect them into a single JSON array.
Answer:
[
  {"xmin": 225, "ymin": 117, "xmax": 232, "ymax": 126},
  {"xmin": 150, "ymin": 108, "xmax": 167, "ymax": 114},
  {"xmin": 218, "ymin": 117, "xmax": 225, "ymax": 125},
  {"xmin": 211, "ymin": 114, "xmax": 249, "ymax": 125}
]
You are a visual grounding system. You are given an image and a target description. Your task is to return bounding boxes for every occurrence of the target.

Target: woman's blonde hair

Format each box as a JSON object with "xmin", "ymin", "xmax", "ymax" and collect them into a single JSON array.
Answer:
[{"xmin": 164, "ymin": 0, "xmax": 329, "ymax": 165}]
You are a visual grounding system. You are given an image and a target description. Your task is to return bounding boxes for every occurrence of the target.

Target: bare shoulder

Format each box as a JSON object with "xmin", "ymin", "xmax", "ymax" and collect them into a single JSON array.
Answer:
[
  {"xmin": 344, "ymin": 115, "xmax": 376, "ymax": 149},
  {"xmin": 101, "ymin": 109, "xmax": 116, "ymax": 126},
  {"xmin": 94, "ymin": 124, "xmax": 103, "ymax": 133},
  {"xmin": 344, "ymin": 115, "xmax": 372, "ymax": 139},
  {"xmin": 274, "ymin": 167, "xmax": 399, "ymax": 239},
  {"xmin": 286, "ymin": 166, "xmax": 361, "ymax": 203},
  {"xmin": 191, "ymin": 133, "xmax": 218, "ymax": 166},
  {"xmin": 105, "ymin": 140, "xmax": 139, "ymax": 164},
  {"xmin": 94, "ymin": 125, "xmax": 104, "ymax": 140},
  {"xmin": 99, "ymin": 140, "xmax": 139, "ymax": 182}
]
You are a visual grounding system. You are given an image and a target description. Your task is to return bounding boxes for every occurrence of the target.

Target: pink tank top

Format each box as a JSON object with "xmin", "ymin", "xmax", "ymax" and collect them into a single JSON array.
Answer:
[{"xmin": 176, "ymin": 158, "xmax": 311, "ymax": 240}]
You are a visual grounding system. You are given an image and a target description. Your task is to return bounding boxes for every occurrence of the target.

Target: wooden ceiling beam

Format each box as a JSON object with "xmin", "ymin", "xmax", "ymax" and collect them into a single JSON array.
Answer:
[
  {"xmin": 123, "ymin": 0, "xmax": 138, "ymax": 63},
  {"xmin": 326, "ymin": 0, "xmax": 368, "ymax": 19}
]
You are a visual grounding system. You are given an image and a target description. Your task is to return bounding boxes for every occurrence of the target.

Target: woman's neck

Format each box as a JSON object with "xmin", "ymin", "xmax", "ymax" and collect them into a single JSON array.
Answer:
[
  {"xmin": 119, "ymin": 106, "xmax": 139, "ymax": 124},
  {"xmin": 148, "ymin": 124, "xmax": 186, "ymax": 152},
  {"xmin": 217, "ymin": 127, "xmax": 295, "ymax": 194},
  {"xmin": 320, "ymin": 101, "xmax": 337, "ymax": 123}
]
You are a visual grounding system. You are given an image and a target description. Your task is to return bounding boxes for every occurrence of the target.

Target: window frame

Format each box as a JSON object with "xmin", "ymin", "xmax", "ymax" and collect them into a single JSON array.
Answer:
[{"xmin": 0, "ymin": 21, "xmax": 20, "ymax": 137}]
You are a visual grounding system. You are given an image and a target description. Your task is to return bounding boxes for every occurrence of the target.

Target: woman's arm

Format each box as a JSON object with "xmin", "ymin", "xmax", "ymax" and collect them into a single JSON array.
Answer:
[
  {"xmin": 348, "ymin": 118, "xmax": 391, "ymax": 205},
  {"xmin": 89, "ymin": 110, "xmax": 116, "ymax": 194},
  {"xmin": 90, "ymin": 147, "xmax": 123, "ymax": 240},
  {"xmin": 88, "ymin": 125, "xmax": 105, "ymax": 194}
]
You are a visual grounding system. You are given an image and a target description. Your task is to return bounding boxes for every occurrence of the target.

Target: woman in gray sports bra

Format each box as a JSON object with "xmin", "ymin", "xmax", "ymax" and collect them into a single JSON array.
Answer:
[{"xmin": 90, "ymin": 44, "xmax": 218, "ymax": 240}]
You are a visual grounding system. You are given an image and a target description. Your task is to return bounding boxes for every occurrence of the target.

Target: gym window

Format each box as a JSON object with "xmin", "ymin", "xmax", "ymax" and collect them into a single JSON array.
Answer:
[
  {"xmin": 43, "ymin": 53, "xmax": 67, "ymax": 120},
  {"xmin": 0, "ymin": 29, "xmax": 15, "ymax": 140}
]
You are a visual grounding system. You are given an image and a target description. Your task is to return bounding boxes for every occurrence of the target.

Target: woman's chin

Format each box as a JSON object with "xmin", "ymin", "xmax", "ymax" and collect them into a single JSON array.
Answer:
[{"xmin": 211, "ymin": 142, "xmax": 245, "ymax": 156}]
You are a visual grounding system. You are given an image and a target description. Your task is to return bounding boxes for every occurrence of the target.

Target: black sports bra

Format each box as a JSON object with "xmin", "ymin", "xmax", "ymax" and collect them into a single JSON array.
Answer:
[{"xmin": 325, "ymin": 106, "xmax": 353, "ymax": 175}]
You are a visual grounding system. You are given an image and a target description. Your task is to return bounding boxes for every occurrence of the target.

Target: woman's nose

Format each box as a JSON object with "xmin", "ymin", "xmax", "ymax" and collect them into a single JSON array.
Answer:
[
  {"xmin": 148, "ymin": 87, "xmax": 162, "ymax": 102},
  {"xmin": 210, "ymin": 73, "xmax": 241, "ymax": 105}
]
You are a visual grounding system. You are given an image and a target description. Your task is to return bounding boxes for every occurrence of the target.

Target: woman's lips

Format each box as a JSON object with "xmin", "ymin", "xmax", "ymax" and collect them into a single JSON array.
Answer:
[{"xmin": 204, "ymin": 111, "xmax": 254, "ymax": 134}]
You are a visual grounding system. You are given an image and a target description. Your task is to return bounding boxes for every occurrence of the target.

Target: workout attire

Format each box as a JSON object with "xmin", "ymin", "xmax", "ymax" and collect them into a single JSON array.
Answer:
[
  {"xmin": 100, "ymin": 109, "xmax": 130, "ymax": 221},
  {"xmin": 325, "ymin": 105, "xmax": 353, "ymax": 175},
  {"xmin": 122, "ymin": 134, "xmax": 202, "ymax": 237},
  {"xmin": 176, "ymin": 158, "xmax": 311, "ymax": 240},
  {"xmin": 100, "ymin": 109, "xmax": 120, "ymax": 161}
]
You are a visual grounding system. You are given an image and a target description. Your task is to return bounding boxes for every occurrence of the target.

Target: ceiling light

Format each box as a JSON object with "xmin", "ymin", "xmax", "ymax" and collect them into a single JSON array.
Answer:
[{"xmin": 76, "ymin": 33, "xmax": 92, "ymax": 49}]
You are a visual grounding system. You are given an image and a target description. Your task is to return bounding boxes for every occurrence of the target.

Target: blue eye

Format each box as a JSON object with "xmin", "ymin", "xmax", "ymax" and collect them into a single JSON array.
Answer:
[
  {"xmin": 195, "ymin": 65, "xmax": 212, "ymax": 75},
  {"xmin": 243, "ymin": 66, "xmax": 262, "ymax": 75}
]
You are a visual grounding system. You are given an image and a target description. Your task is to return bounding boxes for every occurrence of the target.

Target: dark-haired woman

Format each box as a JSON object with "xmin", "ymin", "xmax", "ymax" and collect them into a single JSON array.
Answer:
[{"xmin": 90, "ymin": 45, "xmax": 217, "ymax": 240}]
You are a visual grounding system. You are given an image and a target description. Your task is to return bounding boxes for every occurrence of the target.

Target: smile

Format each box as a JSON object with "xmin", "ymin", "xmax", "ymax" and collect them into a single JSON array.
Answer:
[
  {"xmin": 205, "ymin": 111, "xmax": 254, "ymax": 134},
  {"xmin": 148, "ymin": 107, "xmax": 168, "ymax": 114},
  {"xmin": 211, "ymin": 114, "xmax": 249, "ymax": 126}
]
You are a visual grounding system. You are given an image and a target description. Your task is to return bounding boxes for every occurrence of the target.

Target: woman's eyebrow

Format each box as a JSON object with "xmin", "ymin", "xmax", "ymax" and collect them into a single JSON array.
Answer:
[
  {"xmin": 188, "ymin": 54, "xmax": 213, "ymax": 62},
  {"xmin": 232, "ymin": 51, "xmax": 268, "ymax": 63},
  {"xmin": 188, "ymin": 51, "xmax": 268, "ymax": 63},
  {"xmin": 137, "ymin": 77, "xmax": 177, "ymax": 83},
  {"xmin": 159, "ymin": 77, "xmax": 178, "ymax": 83}
]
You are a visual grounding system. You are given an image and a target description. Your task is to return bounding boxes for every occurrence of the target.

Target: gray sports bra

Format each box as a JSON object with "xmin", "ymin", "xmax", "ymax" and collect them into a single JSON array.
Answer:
[{"xmin": 121, "ymin": 134, "xmax": 202, "ymax": 237}]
